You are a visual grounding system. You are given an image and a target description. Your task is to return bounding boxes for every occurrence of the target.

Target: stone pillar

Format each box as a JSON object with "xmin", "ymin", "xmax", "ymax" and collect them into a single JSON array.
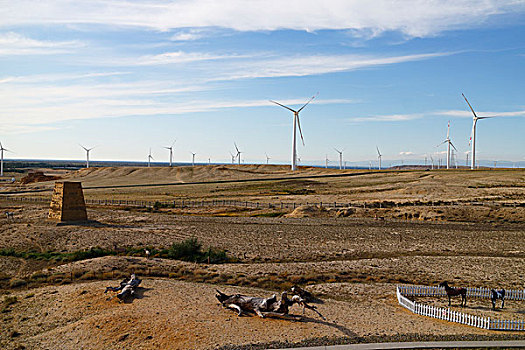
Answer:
[{"xmin": 48, "ymin": 182, "xmax": 88, "ymax": 222}]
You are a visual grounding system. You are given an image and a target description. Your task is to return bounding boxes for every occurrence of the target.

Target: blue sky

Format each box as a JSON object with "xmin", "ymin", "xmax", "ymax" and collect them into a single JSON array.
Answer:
[{"xmin": 1, "ymin": 0, "xmax": 524, "ymax": 167}]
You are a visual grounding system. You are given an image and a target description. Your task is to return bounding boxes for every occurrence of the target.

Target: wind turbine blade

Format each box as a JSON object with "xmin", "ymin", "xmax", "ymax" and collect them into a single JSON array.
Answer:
[
  {"xmin": 79, "ymin": 144, "xmax": 88, "ymax": 151},
  {"xmin": 450, "ymin": 141, "xmax": 457, "ymax": 151},
  {"xmin": 376, "ymin": 146, "xmax": 381, "ymax": 156},
  {"xmin": 462, "ymin": 93, "xmax": 478, "ymax": 119},
  {"xmin": 270, "ymin": 100, "xmax": 297, "ymax": 113},
  {"xmin": 334, "ymin": 148, "xmax": 341, "ymax": 153},
  {"xmin": 234, "ymin": 142, "xmax": 239, "ymax": 153},
  {"xmin": 447, "ymin": 121, "xmax": 450, "ymax": 138},
  {"xmin": 296, "ymin": 114, "xmax": 305, "ymax": 146},
  {"xmin": 297, "ymin": 92, "xmax": 318, "ymax": 113},
  {"xmin": 437, "ymin": 140, "xmax": 447, "ymax": 147},
  {"xmin": 477, "ymin": 116, "xmax": 494, "ymax": 119}
]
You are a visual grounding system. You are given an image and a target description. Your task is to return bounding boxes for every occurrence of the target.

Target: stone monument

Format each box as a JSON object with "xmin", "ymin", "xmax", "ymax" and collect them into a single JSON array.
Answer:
[{"xmin": 48, "ymin": 181, "xmax": 88, "ymax": 222}]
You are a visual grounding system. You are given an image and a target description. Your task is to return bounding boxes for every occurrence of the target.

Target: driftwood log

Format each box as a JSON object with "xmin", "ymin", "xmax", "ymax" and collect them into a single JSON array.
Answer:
[
  {"xmin": 105, "ymin": 274, "xmax": 141, "ymax": 301},
  {"xmin": 215, "ymin": 289, "xmax": 325, "ymax": 320}
]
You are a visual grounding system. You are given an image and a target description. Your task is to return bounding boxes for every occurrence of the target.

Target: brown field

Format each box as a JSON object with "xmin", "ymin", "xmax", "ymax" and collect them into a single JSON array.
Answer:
[{"xmin": 0, "ymin": 165, "xmax": 524, "ymax": 349}]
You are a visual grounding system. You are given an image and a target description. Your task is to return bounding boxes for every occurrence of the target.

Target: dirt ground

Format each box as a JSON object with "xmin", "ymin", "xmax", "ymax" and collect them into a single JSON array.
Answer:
[{"xmin": 0, "ymin": 166, "xmax": 524, "ymax": 349}]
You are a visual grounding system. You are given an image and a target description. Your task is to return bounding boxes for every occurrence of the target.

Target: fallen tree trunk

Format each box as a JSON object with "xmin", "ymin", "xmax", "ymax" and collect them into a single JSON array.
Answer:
[
  {"xmin": 215, "ymin": 289, "xmax": 324, "ymax": 320},
  {"xmin": 105, "ymin": 274, "xmax": 141, "ymax": 301}
]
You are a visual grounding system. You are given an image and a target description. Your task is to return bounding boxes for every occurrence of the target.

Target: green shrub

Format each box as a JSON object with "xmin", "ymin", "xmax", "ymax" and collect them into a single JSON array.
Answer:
[
  {"xmin": 163, "ymin": 238, "xmax": 229, "ymax": 263},
  {"xmin": 167, "ymin": 237, "xmax": 202, "ymax": 261},
  {"xmin": 9, "ymin": 279, "xmax": 27, "ymax": 288}
]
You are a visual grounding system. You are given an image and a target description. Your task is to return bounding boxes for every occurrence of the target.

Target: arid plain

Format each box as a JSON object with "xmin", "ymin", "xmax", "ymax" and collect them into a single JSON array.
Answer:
[{"xmin": 1, "ymin": 165, "xmax": 524, "ymax": 349}]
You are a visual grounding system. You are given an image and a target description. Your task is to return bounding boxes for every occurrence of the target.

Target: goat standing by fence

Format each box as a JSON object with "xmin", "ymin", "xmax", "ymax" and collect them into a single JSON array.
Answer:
[{"xmin": 439, "ymin": 281, "xmax": 467, "ymax": 307}]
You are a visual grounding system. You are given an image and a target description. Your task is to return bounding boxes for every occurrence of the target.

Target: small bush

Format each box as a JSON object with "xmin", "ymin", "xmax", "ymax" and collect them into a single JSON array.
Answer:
[
  {"xmin": 79, "ymin": 272, "xmax": 96, "ymax": 280},
  {"xmin": 167, "ymin": 237, "xmax": 202, "ymax": 261},
  {"xmin": 30, "ymin": 271, "xmax": 49, "ymax": 281},
  {"xmin": 3, "ymin": 296, "xmax": 18, "ymax": 306},
  {"xmin": 9, "ymin": 279, "xmax": 27, "ymax": 288}
]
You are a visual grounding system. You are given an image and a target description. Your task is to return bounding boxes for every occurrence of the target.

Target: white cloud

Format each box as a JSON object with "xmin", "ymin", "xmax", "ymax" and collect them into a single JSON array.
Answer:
[
  {"xmin": 212, "ymin": 52, "xmax": 451, "ymax": 81},
  {"xmin": 0, "ymin": 75, "xmax": 354, "ymax": 133},
  {"xmin": 0, "ymin": 71, "xmax": 130, "ymax": 84},
  {"xmin": 170, "ymin": 29, "xmax": 205, "ymax": 42},
  {"xmin": 1, "ymin": 1, "xmax": 523, "ymax": 38},
  {"xmin": 351, "ymin": 108, "xmax": 525, "ymax": 122},
  {"xmin": 132, "ymin": 51, "xmax": 247, "ymax": 66},
  {"xmin": 0, "ymin": 32, "xmax": 83, "ymax": 55},
  {"xmin": 399, "ymin": 151, "xmax": 414, "ymax": 156},
  {"xmin": 440, "ymin": 109, "xmax": 525, "ymax": 118}
]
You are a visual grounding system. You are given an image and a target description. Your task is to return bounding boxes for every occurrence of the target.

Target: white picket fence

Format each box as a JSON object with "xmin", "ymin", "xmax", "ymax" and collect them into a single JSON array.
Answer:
[
  {"xmin": 397, "ymin": 285, "xmax": 525, "ymax": 331},
  {"xmin": 397, "ymin": 285, "xmax": 525, "ymax": 301}
]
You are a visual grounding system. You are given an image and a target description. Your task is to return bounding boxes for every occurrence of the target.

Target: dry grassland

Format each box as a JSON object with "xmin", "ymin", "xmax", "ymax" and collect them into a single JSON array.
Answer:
[{"xmin": 0, "ymin": 165, "xmax": 524, "ymax": 349}]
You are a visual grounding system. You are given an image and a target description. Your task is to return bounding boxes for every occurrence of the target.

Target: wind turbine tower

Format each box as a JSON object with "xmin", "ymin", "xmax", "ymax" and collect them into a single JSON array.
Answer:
[
  {"xmin": 437, "ymin": 121, "xmax": 457, "ymax": 169},
  {"xmin": 234, "ymin": 143, "xmax": 242, "ymax": 165},
  {"xmin": 462, "ymin": 93, "xmax": 493, "ymax": 170},
  {"xmin": 164, "ymin": 140, "xmax": 176, "ymax": 167},
  {"xmin": 376, "ymin": 146, "xmax": 382, "ymax": 170},
  {"xmin": 334, "ymin": 148, "xmax": 343, "ymax": 170},
  {"xmin": 270, "ymin": 93, "xmax": 317, "ymax": 171},
  {"xmin": 191, "ymin": 152, "xmax": 196, "ymax": 167},
  {"xmin": 325, "ymin": 155, "xmax": 329, "ymax": 169},
  {"xmin": 147, "ymin": 148, "xmax": 154, "ymax": 167},
  {"xmin": 265, "ymin": 153, "xmax": 271, "ymax": 165},
  {"xmin": 0, "ymin": 141, "xmax": 10, "ymax": 177},
  {"xmin": 80, "ymin": 145, "xmax": 94, "ymax": 168}
]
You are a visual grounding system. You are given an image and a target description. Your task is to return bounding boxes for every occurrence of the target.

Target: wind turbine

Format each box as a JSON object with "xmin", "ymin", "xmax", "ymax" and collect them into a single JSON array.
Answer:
[
  {"xmin": 147, "ymin": 148, "xmax": 154, "ymax": 167},
  {"xmin": 334, "ymin": 148, "xmax": 343, "ymax": 170},
  {"xmin": 437, "ymin": 121, "xmax": 457, "ymax": 169},
  {"xmin": 325, "ymin": 154, "xmax": 329, "ymax": 169},
  {"xmin": 462, "ymin": 93, "xmax": 494, "ymax": 170},
  {"xmin": 376, "ymin": 146, "xmax": 382, "ymax": 170},
  {"xmin": 265, "ymin": 153, "xmax": 271, "ymax": 165},
  {"xmin": 234, "ymin": 142, "xmax": 242, "ymax": 165},
  {"xmin": 229, "ymin": 152, "xmax": 236, "ymax": 164},
  {"xmin": 191, "ymin": 152, "xmax": 196, "ymax": 166},
  {"xmin": 164, "ymin": 140, "xmax": 176, "ymax": 167},
  {"xmin": 430, "ymin": 155, "xmax": 434, "ymax": 170},
  {"xmin": 270, "ymin": 93, "xmax": 317, "ymax": 171},
  {"xmin": 79, "ymin": 144, "xmax": 94, "ymax": 168},
  {"xmin": 0, "ymin": 141, "xmax": 11, "ymax": 177}
]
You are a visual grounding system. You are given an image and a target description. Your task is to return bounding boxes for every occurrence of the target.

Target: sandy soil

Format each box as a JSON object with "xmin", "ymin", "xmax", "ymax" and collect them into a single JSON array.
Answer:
[
  {"xmin": 2, "ymin": 279, "xmax": 509, "ymax": 350},
  {"xmin": 0, "ymin": 166, "xmax": 524, "ymax": 349}
]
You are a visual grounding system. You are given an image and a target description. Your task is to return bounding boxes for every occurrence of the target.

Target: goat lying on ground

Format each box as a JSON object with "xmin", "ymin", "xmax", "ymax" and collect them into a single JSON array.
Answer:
[
  {"xmin": 491, "ymin": 289, "xmax": 505, "ymax": 310},
  {"xmin": 105, "ymin": 274, "xmax": 141, "ymax": 301},
  {"xmin": 215, "ymin": 289, "xmax": 325, "ymax": 320}
]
